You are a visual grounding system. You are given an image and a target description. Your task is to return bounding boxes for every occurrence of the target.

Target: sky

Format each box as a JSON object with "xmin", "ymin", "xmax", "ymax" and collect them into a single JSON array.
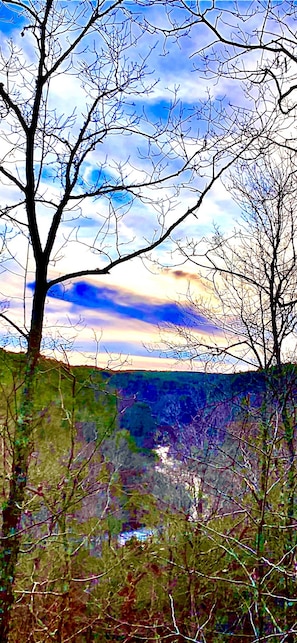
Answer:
[{"xmin": 0, "ymin": 1, "xmax": 289, "ymax": 371}]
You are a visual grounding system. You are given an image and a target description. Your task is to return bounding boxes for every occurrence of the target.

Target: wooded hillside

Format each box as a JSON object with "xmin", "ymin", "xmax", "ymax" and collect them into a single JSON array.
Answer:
[{"xmin": 0, "ymin": 349, "xmax": 296, "ymax": 641}]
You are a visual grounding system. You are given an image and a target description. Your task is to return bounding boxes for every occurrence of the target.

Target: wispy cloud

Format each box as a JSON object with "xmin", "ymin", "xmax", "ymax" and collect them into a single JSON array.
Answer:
[{"xmin": 0, "ymin": 4, "xmax": 26, "ymax": 34}]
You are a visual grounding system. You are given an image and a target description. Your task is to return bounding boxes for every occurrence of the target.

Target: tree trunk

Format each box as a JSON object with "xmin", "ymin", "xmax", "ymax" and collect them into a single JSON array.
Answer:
[{"xmin": 0, "ymin": 274, "xmax": 47, "ymax": 641}]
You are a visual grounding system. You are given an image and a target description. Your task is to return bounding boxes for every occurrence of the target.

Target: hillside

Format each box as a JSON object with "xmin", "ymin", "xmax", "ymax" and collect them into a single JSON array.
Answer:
[
  {"xmin": 0, "ymin": 350, "xmax": 268, "ymax": 523},
  {"xmin": 0, "ymin": 347, "xmax": 291, "ymax": 461},
  {"xmin": 0, "ymin": 350, "xmax": 296, "ymax": 641},
  {"xmin": 107, "ymin": 368, "xmax": 267, "ymax": 450}
]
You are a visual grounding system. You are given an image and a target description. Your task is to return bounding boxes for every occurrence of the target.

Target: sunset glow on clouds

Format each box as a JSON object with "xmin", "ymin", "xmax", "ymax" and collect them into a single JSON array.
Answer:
[{"xmin": 24, "ymin": 264, "xmax": 221, "ymax": 370}]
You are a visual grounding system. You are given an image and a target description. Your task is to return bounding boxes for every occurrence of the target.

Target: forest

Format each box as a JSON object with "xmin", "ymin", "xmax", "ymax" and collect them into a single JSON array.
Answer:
[{"xmin": 0, "ymin": 348, "xmax": 296, "ymax": 642}]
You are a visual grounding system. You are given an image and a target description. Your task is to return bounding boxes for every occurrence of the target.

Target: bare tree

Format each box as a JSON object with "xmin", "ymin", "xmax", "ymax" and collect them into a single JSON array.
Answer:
[
  {"xmin": 160, "ymin": 148, "xmax": 297, "ymax": 641},
  {"xmin": 163, "ymin": 149, "xmax": 297, "ymax": 371},
  {"xmin": 0, "ymin": 0, "xmax": 259, "ymax": 639},
  {"xmin": 152, "ymin": 4, "xmax": 297, "ymax": 637}
]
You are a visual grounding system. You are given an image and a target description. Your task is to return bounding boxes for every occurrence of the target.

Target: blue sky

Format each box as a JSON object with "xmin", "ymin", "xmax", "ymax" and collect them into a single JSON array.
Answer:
[{"xmin": 0, "ymin": 1, "xmax": 269, "ymax": 370}]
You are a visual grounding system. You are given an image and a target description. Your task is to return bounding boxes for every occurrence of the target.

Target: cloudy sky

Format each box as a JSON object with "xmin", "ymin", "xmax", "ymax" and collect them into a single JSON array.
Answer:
[{"xmin": 0, "ymin": 1, "xmax": 271, "ymax": 371}]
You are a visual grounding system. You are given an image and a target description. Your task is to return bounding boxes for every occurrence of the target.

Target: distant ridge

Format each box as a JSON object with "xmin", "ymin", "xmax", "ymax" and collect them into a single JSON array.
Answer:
[{"xmin": 107, "ymin": 368, "xmax": 267, "ymax": 450}]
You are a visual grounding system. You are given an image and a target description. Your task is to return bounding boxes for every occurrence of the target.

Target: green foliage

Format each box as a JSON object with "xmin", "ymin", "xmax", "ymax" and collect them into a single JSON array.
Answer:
[{"xmin": 0, "ymin": 350, "xmax": 296, "ymax": 642}]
